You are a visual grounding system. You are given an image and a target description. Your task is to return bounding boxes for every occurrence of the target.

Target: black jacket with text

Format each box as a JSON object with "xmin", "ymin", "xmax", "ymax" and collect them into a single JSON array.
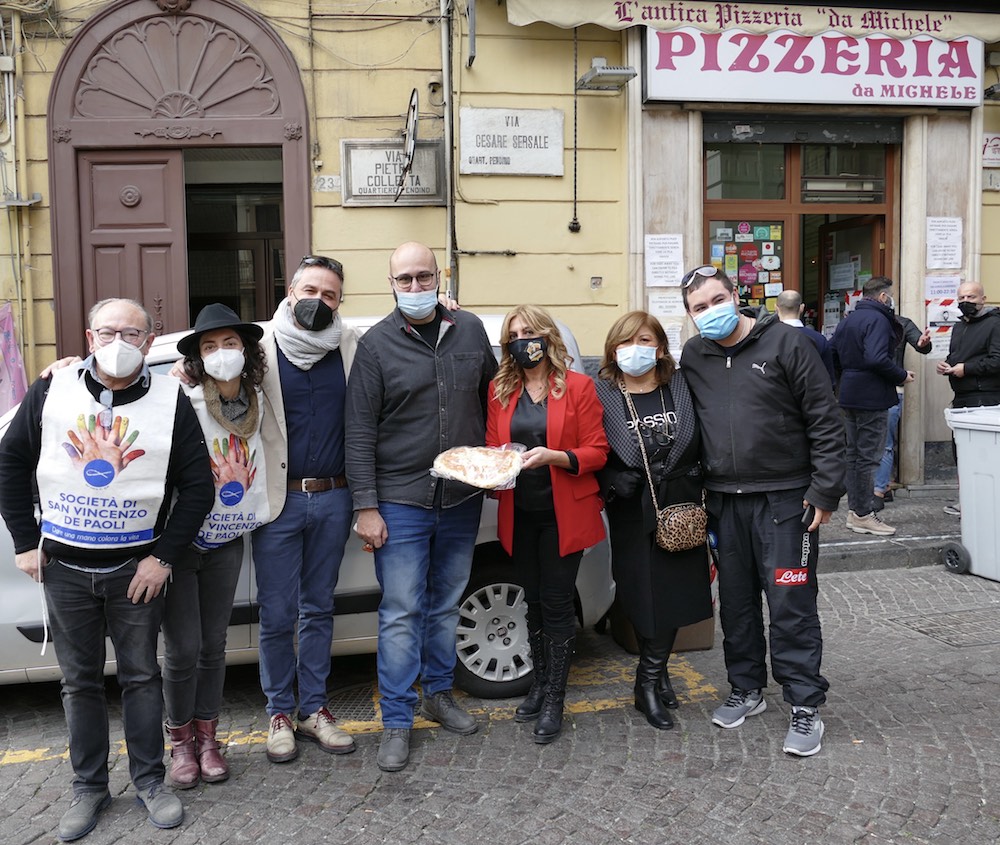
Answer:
[{"xmin": 681, "ymin": 310, "xmax": 846, "ymax": 512}]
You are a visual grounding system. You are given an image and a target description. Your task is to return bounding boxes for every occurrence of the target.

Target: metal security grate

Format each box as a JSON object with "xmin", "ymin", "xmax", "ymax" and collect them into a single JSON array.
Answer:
[
  {"xmin": 328, "ymin": 683, "xmax": 379, "ymax": 722},
  {"xmin": 891, "ymin": 606, "xmax": 1000, "ymax": 647}
]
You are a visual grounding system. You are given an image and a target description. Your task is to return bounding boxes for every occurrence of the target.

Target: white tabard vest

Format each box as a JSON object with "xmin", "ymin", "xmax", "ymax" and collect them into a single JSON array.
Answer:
[
  {"xmin": 37, "ymin": 368, "xmax": 177, "ymax": 550},
  {"xmin": 184, "ymin": 383, "xmax": 270, "ymax": 551}
]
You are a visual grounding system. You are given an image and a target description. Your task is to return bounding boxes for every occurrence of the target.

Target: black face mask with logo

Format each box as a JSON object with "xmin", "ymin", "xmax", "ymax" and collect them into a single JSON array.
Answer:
[
  {"xmin": 509, "ymin": 337, "xmax": 548, "ymax": 369},
  {"xmin": 293, "ymin": 296, "xmax": 335, "ymax": 331},
  {"xmin": 959, "ymin": 301, "xmax": 980, "ymax": 319}
]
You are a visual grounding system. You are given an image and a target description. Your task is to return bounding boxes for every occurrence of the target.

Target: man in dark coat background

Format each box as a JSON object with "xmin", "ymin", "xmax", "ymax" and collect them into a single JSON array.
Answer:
[{"xmin": 831, "ymin": 276, "xmax": 913, "ymax": 537}]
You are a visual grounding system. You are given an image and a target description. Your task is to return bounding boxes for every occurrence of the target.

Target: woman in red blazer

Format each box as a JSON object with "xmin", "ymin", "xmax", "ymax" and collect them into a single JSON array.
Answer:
[{"xmin": 486, "ymin": 305, "xmax": 608, "ymax": 745}]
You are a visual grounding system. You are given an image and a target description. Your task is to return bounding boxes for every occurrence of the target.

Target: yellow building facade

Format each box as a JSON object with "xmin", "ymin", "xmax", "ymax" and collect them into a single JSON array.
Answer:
[{"xmin": 2, "ymin": 0, "xmax": 1000, "ymax": 483}]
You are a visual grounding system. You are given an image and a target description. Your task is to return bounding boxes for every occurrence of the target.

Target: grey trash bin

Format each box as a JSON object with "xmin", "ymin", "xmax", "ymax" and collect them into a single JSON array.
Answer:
[{"xmin": 944, "ymin": 406, "xmax": 1000, "ymax": 580}]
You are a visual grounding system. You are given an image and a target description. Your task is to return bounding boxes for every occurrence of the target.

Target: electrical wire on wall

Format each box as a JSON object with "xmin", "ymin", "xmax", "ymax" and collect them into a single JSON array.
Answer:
[{"xmin": 569, "ymin": 27, "xmax": 580, "ymax": 233}]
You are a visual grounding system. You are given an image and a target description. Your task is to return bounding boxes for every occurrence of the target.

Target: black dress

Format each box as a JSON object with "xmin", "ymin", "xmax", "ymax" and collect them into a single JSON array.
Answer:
[{"xmin": 595, "ymin": 372, "xmax": 712, "ymax": 640}]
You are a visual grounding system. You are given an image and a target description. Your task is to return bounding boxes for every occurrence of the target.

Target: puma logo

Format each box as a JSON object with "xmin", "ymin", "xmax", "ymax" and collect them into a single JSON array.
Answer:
[{"xmin": 751, "ymin": 362, "xmax": 767, "ymax": 375}]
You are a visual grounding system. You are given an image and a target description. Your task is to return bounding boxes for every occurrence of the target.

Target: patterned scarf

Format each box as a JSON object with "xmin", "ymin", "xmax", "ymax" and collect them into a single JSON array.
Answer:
[{"xmin": 594, "ymin": 370, "xmax": 698, "ymax": 478}]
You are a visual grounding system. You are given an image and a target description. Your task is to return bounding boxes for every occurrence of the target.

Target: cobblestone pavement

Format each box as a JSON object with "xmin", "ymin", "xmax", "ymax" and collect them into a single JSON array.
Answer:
[{"xmin": 3, "ymin": 557, "xmax": 1000, "ymax": 845}]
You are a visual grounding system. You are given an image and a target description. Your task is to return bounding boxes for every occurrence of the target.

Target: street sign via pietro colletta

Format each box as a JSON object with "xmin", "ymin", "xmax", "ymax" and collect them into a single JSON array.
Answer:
[{"xmin": 340, "ymin": 139, "xmax": 446, "ymax": 207}]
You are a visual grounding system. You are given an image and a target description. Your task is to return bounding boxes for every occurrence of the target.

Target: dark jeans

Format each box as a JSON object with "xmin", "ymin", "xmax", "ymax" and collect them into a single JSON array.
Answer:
[
  {"xmin": 708, "ymin": 488, "xmax": 828, "ymax": 708},
  {"xmin": 842, "ymin": 407, "xmax": 888, "ymax": 517},
  {"xmin": 43, "ymin": 558, "xmax": 166, "ymax": 794},
  {"xmin": 512, "ymin": 507, "xmax": 582, "ymax": 641},
  {"xmin": 162, "ymin": 538, "xmax": 244, "ymax": 725}
]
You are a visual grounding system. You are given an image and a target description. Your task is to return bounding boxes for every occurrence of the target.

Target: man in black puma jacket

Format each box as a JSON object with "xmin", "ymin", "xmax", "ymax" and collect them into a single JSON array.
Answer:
[{"xmin": 680, "ymin": 265, "xmax": 844, "ymax": 758}]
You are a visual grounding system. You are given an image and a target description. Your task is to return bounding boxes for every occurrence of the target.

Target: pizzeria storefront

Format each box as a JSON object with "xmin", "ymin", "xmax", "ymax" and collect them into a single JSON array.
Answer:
[{"xmin": 509, "ymin": 0, "xmax": 1000, "ymax": 485}]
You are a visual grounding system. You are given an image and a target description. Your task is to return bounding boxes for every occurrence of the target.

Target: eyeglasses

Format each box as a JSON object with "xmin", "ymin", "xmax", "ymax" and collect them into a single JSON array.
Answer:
[
  {"xmin": 93, "ymin": 328, "xmax": 149, "ymax": 346},
  {"xmin": 390, "ymin": 271, "xmax": 438, "ymax": 291},
  {"xmin": 681, "ymin": 265, "xmax": 721, "ymax": 288},
  {"xmin": 299, "ymin": 255, "xmax": 344, "ymax": 276}
]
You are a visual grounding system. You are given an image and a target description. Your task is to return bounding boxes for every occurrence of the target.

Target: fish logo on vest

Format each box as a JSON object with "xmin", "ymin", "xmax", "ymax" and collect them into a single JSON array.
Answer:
[
  {"xmin": 84, "ymin": 460, "xmax": 115, "ymax": 488},
  {"xmin": 219, "ymin": 481, "xmax": 246, "ymax": 507}
]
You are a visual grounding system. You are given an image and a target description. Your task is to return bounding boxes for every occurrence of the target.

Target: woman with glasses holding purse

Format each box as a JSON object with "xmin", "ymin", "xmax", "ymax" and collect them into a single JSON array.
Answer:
[
  {"xmin": 595, "ymin": 311, "xmax": 712, "ymax": 730},
  {"xmin": 485, "ymin": 305, "xmax": 608, "ymax": 745}
]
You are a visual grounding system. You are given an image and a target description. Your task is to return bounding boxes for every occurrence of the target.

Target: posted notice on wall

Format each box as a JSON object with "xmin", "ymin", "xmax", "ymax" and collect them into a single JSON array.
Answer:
[
  {"xmin": 926, "ymin": 275, "xmax": 961, "ymax": 300},
  {"xmin": 645, "ymin": 234, "xmax": 684, "ymax": 287},
  {"xmin": 647, "ymin": 289, "xmax": 685, "ymax": 320},
  {"xmin": 926, "ymin": 217, "xmax": 963, "ymax": 270},
  {"xmin": 927, "ymin": 325, "xmax": 953, "ymax": 359}
]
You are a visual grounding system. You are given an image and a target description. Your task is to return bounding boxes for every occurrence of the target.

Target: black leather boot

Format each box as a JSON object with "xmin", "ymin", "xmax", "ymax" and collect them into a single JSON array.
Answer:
[
  {"xmin": 515, "ymin": 630, "xmax": 547, "ymax": 722},
  {"xmin": 656, "ymin": 628, "xmax": 679, "ymax": 709},
  {"xmin": 533, "ymin": 634, "xmax": 574, "ymax": 744},
  {"xmin": 634, "ymin": 637, "xmax": 674, "ymax": 730}
]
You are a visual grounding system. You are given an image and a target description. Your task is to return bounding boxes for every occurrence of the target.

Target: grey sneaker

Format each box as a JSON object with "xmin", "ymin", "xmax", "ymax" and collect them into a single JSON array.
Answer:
[
  {"xmin": 711, "ymin": 688, "xmax": 767, "ymax": 728},
  {"xmin": 135, "ymin": 782, "xmax": 183, "ymax": 830},
  {"xmin": 420, "ymin": 690, "xmax": 479, "ymax": 735},
  {"xmin": 847, "ymin": 510, "xmax": 897, "ymax": 536},
  {"xmin": 58, "ymin": 791, "xmax": 111, "ymax": 842},
  {"xmin": 783, "ymin": 706, "xmax": 825, "ymax": 757},
  {"xmin": 943, "ymin": 503, "xmax": 961, "ymax": 516},
  {"xmin": 377, "ymin": 728, "xmax": 411, "ymax": 772}
]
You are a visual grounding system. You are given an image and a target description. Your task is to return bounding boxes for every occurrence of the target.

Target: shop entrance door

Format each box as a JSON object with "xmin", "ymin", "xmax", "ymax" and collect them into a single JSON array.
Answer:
[{"xmin": 817, "ymin": 215, "xmax": 886, "ymax": 335}]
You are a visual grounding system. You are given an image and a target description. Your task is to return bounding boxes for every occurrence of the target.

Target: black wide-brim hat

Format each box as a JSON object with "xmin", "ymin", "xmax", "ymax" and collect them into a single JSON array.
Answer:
[{"xmin": 176, "ymin": 303, "xmax": 265, "ymax": 357}]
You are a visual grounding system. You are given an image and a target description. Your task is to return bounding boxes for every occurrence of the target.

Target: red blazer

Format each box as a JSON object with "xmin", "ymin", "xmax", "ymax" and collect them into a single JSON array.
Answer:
[{"xmin": 486, "ymin": 370, "xmax": 609, "ymax": 557}]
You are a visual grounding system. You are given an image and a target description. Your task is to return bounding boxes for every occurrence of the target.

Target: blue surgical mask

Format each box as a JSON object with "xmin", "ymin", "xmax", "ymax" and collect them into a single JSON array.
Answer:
[
  {"xmin": 694, "ymin": 299, "xmax": 741, "ymax": 341},
  {"xmin": 616, "ymin": 344, "xmax": 658, "ymax": 377},
  {"xmin": 396, "ymin": 289, "xmax": 438, "ymax": 321}
]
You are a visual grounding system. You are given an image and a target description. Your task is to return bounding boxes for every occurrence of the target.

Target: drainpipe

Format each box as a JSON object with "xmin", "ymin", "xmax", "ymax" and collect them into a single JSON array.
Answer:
[
  {"xmin": 439, "ymin": 0, "xmax": 457, "ymax": 300},
  {"xmin": 12, "ymin": 10, "xmax": 35, "ymax": 373}
]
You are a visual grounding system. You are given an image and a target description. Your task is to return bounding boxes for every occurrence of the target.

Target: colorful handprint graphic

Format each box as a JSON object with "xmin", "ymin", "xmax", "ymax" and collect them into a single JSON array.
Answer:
[
  {"xmin": 62, "ymin": 413, "xmax": 145, "ymax": 488},
  {"xmin": 210, "ymin": 433, "xmax": 256, "ymax": 505}
]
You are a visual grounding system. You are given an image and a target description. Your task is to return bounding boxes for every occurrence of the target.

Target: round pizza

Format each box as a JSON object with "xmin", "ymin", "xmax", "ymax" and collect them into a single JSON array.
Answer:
[{"xmin": 432, "ymin": 446, "xmax": 522, "ymax": 489}]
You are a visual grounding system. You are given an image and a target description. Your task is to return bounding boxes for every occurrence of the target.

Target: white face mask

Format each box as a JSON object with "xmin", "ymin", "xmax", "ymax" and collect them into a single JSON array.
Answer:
[
  {"xmin": 94, "ymin": 337, "xmax": 144, "ymax": 379},
  {"xmin": 202, "ymin": 348, "xmax": 245, "ymax": 382},
  {"xmin": 396, "ymin": 289, "xmax": 439, "ymax": 320}
]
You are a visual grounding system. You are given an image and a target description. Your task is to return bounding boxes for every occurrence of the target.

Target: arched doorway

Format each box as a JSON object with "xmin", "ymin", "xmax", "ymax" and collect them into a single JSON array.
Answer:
[{"xmin": 47, "ymin": 0, "xmax": 310, "ymax": 353}]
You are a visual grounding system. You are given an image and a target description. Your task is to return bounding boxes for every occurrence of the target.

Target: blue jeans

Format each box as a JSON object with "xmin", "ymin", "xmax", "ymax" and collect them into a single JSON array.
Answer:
[
  {"xmin": 251, "ymin": 487, "xmax": 352, "ymax": 717},
  {"xmin": 162, "ymin": 538, "xmax": 244, "ymax": 724},
  {"xmin": 374, "ymin": 497, "xmax": 481, "ymax": 728},
  {"xmin": 874, "ymin": 395, "xmax": 902, "ymax": 495},
  {"xmin": 843, "ymin": 408, "xmax": 889, "ymax": 517},
  {"xmin": 43, "ymin": 558, "xmax": 165, "ymax": 794}
]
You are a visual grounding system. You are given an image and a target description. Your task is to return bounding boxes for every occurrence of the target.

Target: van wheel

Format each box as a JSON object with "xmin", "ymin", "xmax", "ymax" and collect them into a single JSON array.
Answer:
[{"xmin": 454, "ymin": 562, "xmax": 534, "ymax": 699}]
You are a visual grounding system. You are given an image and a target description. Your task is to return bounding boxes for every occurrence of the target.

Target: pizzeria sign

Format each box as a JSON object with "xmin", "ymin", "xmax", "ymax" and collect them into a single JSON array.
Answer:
[{"xmin": 645, "ymin": 27, "xmax": 983, "ymax": 106}]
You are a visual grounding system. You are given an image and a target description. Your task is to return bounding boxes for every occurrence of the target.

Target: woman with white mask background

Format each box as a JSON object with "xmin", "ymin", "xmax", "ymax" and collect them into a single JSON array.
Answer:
[
  {"xmin": 162, "ymin": 303, "xmax": 270, "ymax": 789},
  {"xmin": 595, "ymin": 311, "xmax": 712, "ymax": 731}
]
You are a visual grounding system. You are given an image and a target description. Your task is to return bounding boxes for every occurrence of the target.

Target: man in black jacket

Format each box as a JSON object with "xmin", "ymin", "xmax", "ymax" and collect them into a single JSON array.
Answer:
[
  {"xmin": 936, "ymin": 281, "xmax": 1000, "ymax": 515},
  {"xmin": 831, "ymin": 277, "xmax": 913, "ymax": 536},
  {"xmin": 681, "ymin": 266, "xmax": 845, "ymax": 758},
  {"xmin": 0, "ymin": 298, "xmax": 214, "ymax": 841},
  {"xmin": 937, "ymin": 281, "xmax": 1000, "ymax": 408}
]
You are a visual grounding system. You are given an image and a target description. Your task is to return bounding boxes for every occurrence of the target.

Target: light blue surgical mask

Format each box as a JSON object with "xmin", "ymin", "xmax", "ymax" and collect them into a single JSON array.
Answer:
[
  {"xmin": 396, "ymin": 289, "xmax": 438, "ymax": 321},
  {"xmin": 616, "ymin": 344, "xmax": 658, "ymax": 377},
  {"xmin": 694, "ymin": 299, "xmax": 741, "ymax": 340}
]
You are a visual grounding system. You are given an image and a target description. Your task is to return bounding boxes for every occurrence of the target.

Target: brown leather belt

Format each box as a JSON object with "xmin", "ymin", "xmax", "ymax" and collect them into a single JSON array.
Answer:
[{"xmin": 287, "ymin": 475, "xmax": 347, "ymax": 493}]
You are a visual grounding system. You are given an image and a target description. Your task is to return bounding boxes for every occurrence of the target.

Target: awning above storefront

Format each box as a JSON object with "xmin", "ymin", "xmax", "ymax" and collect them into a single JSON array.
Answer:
[{"xmin": 507, "ymin": 1, "xmax": 1000, "ymax": 41}]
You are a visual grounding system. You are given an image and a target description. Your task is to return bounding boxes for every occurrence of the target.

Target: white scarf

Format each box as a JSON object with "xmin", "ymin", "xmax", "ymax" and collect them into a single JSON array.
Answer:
[{"xmin": 271, "ymin": 297, "xmax": 343, "ymax": 370}]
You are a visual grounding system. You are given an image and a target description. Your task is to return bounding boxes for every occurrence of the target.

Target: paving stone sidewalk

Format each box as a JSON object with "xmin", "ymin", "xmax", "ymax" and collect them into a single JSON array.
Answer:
[{"xmin": 3, "ymin": 559, "xmax": 1000, "ymax": 845}]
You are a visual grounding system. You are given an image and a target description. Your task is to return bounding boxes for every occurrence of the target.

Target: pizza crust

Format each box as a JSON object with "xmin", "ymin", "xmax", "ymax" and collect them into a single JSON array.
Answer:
[{"xmin": 432, "ymin": 446, "xmax": 523, "ymax": 489}]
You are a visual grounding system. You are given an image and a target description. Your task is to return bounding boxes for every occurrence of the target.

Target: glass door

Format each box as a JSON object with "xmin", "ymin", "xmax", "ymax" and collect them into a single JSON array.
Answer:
[{"xmin": 817, "ymin": 215, "xmax": 885, "ymax": 335}]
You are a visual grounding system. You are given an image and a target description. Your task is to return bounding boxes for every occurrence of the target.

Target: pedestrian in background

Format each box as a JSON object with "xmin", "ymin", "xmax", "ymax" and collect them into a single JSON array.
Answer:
[
  {"xmin": 873, "ymin": 314, "xmax": 931, "ymax": 511},
  {"xmin": 486, "ymin": 305, "xmax": 608, "ymax": 744},
  {"xmin": 161, "ymin": 304, "xmax": 270, "ymax": 789},
  {"xmin": 776, "ymin": 290, "xmax": 836, "ymax": 389},
  {"xmin": 831, "ymin": 276, "xmax": 913, "ymax": 537},
  {"xmin": 595, "ymin": 311, "xmax": 711, "ymax": 731}
]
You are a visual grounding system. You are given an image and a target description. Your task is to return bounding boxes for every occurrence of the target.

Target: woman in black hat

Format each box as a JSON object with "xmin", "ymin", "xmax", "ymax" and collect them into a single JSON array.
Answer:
[{"xmin": 162, "ymin": 303, "xmax": 268, "ymax": 789}]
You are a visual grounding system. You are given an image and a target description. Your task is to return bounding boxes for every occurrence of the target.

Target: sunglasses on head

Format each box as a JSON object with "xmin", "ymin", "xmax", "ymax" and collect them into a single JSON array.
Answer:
[
  {"xmin": 299, "ymin": 255, "xmax": 344, "ymax": 276},
  {"xmin": 681, "ymin": 265, "xmax": 721, "ymax": 288}
]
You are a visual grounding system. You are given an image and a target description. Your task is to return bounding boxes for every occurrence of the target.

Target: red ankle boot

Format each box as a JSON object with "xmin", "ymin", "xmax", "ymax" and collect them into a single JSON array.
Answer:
[
  {"xmin": 194, "ymin": 718, "xmax": 229, "ymax": 783},
  {"xmin": 165, "ymin": 721, "xmax": 200, "ymax": 789}
]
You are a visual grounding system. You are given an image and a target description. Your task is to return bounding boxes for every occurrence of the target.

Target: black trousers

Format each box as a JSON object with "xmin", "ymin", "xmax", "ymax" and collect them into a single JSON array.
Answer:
[
  {"xmin": 512, "ymin": 506, "xmax": 582, "ymax": 640},
  {"xmin": 707, "ymin": 487, "xmax": 829, "ymax": 708}
]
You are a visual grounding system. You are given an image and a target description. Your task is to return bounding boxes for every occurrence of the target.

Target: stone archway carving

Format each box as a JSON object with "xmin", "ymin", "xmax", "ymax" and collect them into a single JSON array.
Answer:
[{"xmin": 48, "ymin": 0, "xmax": 310, "ymax": 353}]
